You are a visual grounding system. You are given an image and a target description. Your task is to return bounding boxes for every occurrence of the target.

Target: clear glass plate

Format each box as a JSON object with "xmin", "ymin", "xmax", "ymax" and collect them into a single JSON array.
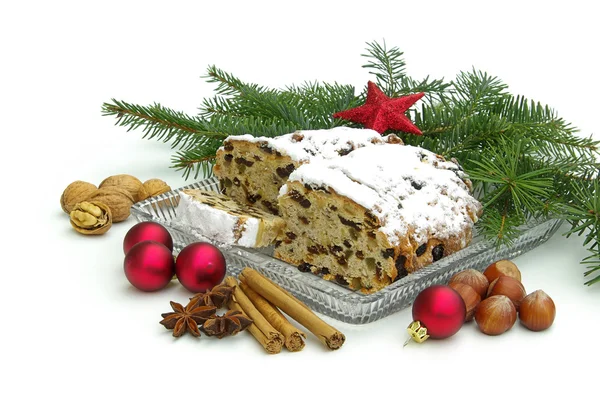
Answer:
[{"xmin": 131, "ymin": 177, "xmax": 563, "ymax": 324}]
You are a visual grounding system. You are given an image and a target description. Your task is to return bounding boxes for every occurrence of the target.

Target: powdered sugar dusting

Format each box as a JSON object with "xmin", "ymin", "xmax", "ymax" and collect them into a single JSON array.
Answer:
[
  {"xmin": 176, "ymin": 192, "xmax": 260, "ymax": 247},
  {"xmin": 224, "ymin": 127, "xmax": 385, "ymax": 162},
  {"xmin": 281, "ymin": 164, "xmax": 381, "ymax": 210},
  {"xmin": 285, "ymin": 144, "xmax": 481, "ymax": 246}
]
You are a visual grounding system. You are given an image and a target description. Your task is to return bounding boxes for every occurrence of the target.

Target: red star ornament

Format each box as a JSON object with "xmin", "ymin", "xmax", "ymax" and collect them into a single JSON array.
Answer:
[{"xmin": 333, "ymin": 81, "xmax": 425, "ymax": 135}]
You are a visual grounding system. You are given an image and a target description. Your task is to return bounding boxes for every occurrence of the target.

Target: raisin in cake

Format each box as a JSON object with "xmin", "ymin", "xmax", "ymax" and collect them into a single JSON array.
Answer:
[
  {"xmin": 176, "ymin": 189, "xmax": 285, "ymax": 247},
  {"xmin": 213, "ymin": 127, "xmax": 403, "ymax": 215},
  {"xmin": 274, "ymin": 144, "xmax": 482, "ymax": 293}
]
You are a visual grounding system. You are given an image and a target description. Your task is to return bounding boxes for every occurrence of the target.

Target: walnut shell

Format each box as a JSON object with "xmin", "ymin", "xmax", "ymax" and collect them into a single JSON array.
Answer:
[
  {"xmin": 99, "ymin": 174, "xmax": 145, "ymax": 202},
  {"xmin": 60, "ymin": 181, "xmax": 97, "ymax": 214},
  {"xmin": 143, "ymin": 178, "xmax": 171, "ymax": 198},
  {"xmin": 87, "ymin": 187, "xmax": 134, "ymax": 222},
  {"xmin": 70, "ymin": 201, "xmax": 112, "ymax": 235},
  {"xmin": 137, "ymin": 185, "xmax": 150, "ymax": 202}
]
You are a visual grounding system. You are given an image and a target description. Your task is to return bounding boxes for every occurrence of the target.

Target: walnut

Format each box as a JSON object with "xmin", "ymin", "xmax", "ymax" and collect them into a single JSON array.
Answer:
[
  {"xmin": 70, "ymin": 201, "xmax": 112, "ymax": 235},
  {"xmin": 137, "ymin": 185, "xmax": 150, "ymax": 202},
  {"xmin": 142, "ymin": 178, "xmax": 171, "ymax": 198},
  {"xmin": 60, "ymin": 181, "xmax": 97, "ymax": 214},
  {"xmin": 87, "ymin": 187, "xmax": 134, "ymax": 222},
  {"xmin": 99, "ymin": 174, "xmax": 145, "ymax": 202}
]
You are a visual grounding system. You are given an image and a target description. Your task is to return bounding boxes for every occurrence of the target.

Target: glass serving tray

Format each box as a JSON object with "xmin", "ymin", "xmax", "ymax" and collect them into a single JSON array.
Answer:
[{"xmin": 131, "ymin": 177, "xmax": 563, "ymax": 324}]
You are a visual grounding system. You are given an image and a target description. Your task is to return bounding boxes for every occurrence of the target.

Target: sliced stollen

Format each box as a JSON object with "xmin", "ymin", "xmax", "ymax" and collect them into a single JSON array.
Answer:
[
  {"xmin": 175, "ymin": 189, "xmax": 286, "ymax": 247},
  {"xmin": 213, "ymin": 126, "xmax": 403, "ymax": 215},
  {"xmin": 275, "ymin": 144, "xmax": 483, "ymax": 293}
]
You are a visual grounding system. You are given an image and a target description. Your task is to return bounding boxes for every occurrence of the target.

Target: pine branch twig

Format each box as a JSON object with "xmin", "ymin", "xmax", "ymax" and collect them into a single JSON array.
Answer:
[{"xmin": 102, "ymin": 100, "xmax": 228, "ymax": 149}]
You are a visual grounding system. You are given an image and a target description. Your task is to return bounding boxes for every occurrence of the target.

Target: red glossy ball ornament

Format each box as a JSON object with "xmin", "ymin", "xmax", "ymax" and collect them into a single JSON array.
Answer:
[
  {"xmin": 123, "ymin": 221, "xmax": 173, "ymax": 254},
  {"xmin": 407, "ymin": 285, "xmax": 466, "ymax": 343},
  {"xmin": 175, "ymin": 242, "xmax": 227, "ymax": 293},
  {"xmin": 124, "ymin": 241, "xmax": 175, "ymax": 292}
]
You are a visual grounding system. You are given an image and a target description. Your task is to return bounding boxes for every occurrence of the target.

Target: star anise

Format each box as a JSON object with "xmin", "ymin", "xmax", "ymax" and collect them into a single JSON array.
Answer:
[
  {"xmin": 202, "ymin": 310, "xmax": 253, "ymax": 339},
  {"xmin": 190, "ymin": 284, "xmax": 234, "ymax": 308},
  {"xmin": 159, "ymin": 299, "xmax": 216, "ymax": 337}
]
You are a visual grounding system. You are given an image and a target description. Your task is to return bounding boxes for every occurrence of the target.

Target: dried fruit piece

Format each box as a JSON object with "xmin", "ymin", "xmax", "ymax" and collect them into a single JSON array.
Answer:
[
  {"xmin": 432, "ymin": 245, "xmax": 444, "ymax": 261},
  {"xmin": 99, "ymin": 174, "xmax": 145, "ymax": 202},
  {"xmin": 60, "ymin": 181, "xmax": 97, "ymax": 214},
  {"xmin": 297, "ymin": 263, "xmax": 312, "ymax": 272},
  {"xmin": 87, "ymin": 187, "xmax": 134, "ymax": 222},
  {"xmin": 69, "ymin": 201, "xmax": 112, "ymax": 235}
]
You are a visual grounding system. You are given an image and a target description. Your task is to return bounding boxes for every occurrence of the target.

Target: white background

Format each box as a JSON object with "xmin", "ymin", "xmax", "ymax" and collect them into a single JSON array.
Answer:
[{"xmin": 1, "ymin": 1, "xmax": 599, "ymax": 400}]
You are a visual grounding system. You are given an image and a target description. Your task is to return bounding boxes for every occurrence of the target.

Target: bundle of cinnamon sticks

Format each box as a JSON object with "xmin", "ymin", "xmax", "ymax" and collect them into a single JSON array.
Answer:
[{"xmin": 224, "ymin": 267, "xmax": 345, "ymax": 354}]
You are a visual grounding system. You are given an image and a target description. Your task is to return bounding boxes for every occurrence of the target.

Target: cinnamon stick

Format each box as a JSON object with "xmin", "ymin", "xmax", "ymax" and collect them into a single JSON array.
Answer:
[
  {"xmin": 239, "ymin": 268, "xmax": 345, "ymax": 350},
  {"xmin": 227, "ymin": 298, "xmax": 282, "ymax": 354},
  {"xmin": 224, "ymin": 276, "xmax": 284, "ymax": 351},
  {"xmin": 240, "ymin": 282, "xmax": 306, "ymax": 352}
]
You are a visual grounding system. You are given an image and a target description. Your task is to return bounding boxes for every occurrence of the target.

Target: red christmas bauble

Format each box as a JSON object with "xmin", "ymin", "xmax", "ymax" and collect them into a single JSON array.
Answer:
[
  {"xmin": 123, "ymin": 221, "xmax": 173, "ymax": 255},
  {"xmin": 175, "ymin": 242, "xmax": 226, "ymax": 293},
  {"xmin": 124, "ymin": 241, "xmax": 175, "ymax": 291},
  {"xmin": 411, "ymin": 285, "xmax": 466, "ymax": 340}
]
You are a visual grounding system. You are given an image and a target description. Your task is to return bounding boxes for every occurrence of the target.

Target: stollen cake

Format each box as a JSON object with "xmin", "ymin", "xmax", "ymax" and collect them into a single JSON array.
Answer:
[
  {"xmin": 176, "ymin": 189, "xmax": 285, "ymax": 247},
  {"xmin": 274, "ymin": 144, "xmax": 482, "ymax": 293},
  {"xmin": 213, "ymin": 127, "xmax": 403, "ymax": 216}
]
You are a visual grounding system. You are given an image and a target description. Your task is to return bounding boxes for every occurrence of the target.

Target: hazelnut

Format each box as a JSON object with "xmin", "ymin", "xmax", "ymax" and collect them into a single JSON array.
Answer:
[
  {"xmin": 474, "ymin": 295, "xmax": 517, "ymax": 335},
  {"xmin": 487, "ymin": 276, "xmax": 526, "ymax": 309},
  {"xmin": 448, "ymin": 269, "xmax": 489, "ymax": 299},
  {"xmin": 519, "ymin": 290, "xmax": 556, "ymax": 331},
  {"xmin": 449, "ymin": 282, "xmax": 481, "ymax": 321},
  {"xmin": 483, "ymin": 259, "xmax": 522, "ymax": 283}
]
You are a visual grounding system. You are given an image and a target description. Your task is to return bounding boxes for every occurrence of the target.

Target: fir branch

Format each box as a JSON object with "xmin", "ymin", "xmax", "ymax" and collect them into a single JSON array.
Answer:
[
  {"xmin": 200, "ymin": 76, "xmax": 358, "ymax": 132},
  {"xmin": 582, "ymin": 251, "xmax": 600, "ymax": 285},
  {"xmin": 362, "ymin": 40, "xmax": 406, "ymax": 96},
  {"xmin": 236, "ymin": 85, "xmax": 311, "ymax": 127},
  {"xmin": 199, "ymin": 95, "xmax": 242, "ymax": 119},
  {"xmin": 171, "ymin": 138, "xmax": 221, "ymax": 180},
  {"xmin": 453, "ymin": 69, "xmax": 510, "ymax": 110},
  {"xmin": 361, "ymin": 41, "xmax": 450, "ymax": 102},
  {"xmin": 467, "ymin": 136, "xmax": 554, "ymax": 219},
  {"xmin": 102, "ymin": 99, "xmax": 228, "ymax": 149},
  {"xmin": 399, "ymin": 75, "xmax": 451, "ymax": 102},
  {"xmin": 477, "ymin": 207, "xmax": 525, "ymax": 247},
  {"xmin": 203, "ymin": 65, "xmax": 256, "ymax": 96},
  {"xmin": 562, "ymin": 176, "xmax": 600, "ymax": 284},
  {"xmin": 204, "ymin": 114, "xmax": 303, "ymax": 138},
  {"xmin": 284, "ymin": 81, "xmax": 359, "ymax": 126}
]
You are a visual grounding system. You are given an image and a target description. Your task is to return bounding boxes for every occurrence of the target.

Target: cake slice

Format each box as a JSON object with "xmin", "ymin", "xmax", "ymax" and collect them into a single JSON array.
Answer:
[
  {"xmin": 176, "ymin": 189, "xmax": 286, "ymax": 247},
  {"xmin": 274, "ymin": 144, "xmax": 482, "ymax": 293},
  {"xmin": 213, "ymin": 127, "xmax": 403, "ymax": 215}
]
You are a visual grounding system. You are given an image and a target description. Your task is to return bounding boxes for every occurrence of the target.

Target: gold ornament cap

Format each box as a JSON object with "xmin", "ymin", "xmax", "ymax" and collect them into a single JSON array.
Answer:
[{"xmin": 407, "ymin": 320, "xmax": 430, "ymax": 343}]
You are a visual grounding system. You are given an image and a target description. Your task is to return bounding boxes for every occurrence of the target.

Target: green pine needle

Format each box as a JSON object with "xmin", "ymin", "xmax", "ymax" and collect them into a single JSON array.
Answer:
[{"xmin": 102, "ymin": 100, "xmax": 228, "ymax": 150}]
